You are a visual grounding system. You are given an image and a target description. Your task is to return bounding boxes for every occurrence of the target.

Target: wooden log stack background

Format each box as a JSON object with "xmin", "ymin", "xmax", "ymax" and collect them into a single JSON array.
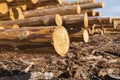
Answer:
[{"xmin": 0, "ymin": 0, "xmax": 120, "ymax": 56}]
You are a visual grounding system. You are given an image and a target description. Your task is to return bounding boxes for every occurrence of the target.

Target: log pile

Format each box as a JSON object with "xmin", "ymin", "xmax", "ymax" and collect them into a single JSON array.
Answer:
[{"xmin": 0, "ymin": 0, "xmax": 120, "ymax": 56}]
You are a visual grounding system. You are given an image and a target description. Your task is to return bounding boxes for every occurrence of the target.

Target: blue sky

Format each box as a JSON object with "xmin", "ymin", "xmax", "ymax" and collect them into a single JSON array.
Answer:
[{"xmin": 68, "ymin": 0, "xmax": 120, "ymax": 17}]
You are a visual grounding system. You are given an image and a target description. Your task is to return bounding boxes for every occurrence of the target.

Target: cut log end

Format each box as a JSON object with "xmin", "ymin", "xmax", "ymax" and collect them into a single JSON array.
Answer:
[
  {"xmin": 83, "ymin": 29, "xmax": 89, "ymax": 43},
  {"xmin": 0, "ymin": 3, "xmax": 8, "ymax": 14},
  {"xmin": 0, "ymin": 26, "xmax": 5, "ymax": 30},
  {"xmin": 55, "ymin": 14, "xmax": 62, "ymax": 26},
  {"xmin": 12, "ymin": 24, "xmax": 19, "ymax": 29},
  {"xmin": 53, "ymin": 26, "xmax": 70, "ymax": 57},
  {"xmin": 31, "ymin": 0, "xmax": 38, "ymax": 4},
  {"xmin": 77, "ymin": 5, "xmax": 81, "ymax": 14},
  {"xmin": 6, "ymin": 0, "xmax": 13, "ymax": 2},
  {"xmin": 58, "ymin": 0, "xmax": 63, "ymax": 5},
  {"xmin": 101, "ymin": 2, "xmax": 104, "ymax": 8},
  {"xmin": 113, "ymin": 21, "xmax": 117, "ymax": 29},
  {"xmin": 9, "ymin": 8, "xmax": 19, "ymax": 20},
  {"xmin": 84, "ymin": 13, "xmax": 88, "ymax": 27}
]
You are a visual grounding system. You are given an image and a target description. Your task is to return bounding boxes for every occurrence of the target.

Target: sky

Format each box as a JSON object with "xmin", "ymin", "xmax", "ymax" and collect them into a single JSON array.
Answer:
[{"xmin": 68, "ymin": 0, "xmax": 120, "ymax": 17}]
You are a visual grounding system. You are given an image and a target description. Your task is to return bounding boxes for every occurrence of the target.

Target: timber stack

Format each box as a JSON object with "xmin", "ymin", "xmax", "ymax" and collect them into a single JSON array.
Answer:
[{"xmin": 0, "ymin": 0, "xmax": 119, "ymax": 56}]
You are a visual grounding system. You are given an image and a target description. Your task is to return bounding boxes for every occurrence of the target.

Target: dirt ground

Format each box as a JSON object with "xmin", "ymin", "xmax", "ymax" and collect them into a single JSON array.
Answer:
[{"xmin": 0, "ymin": 34, "xmax": 120, "ymax": 80}]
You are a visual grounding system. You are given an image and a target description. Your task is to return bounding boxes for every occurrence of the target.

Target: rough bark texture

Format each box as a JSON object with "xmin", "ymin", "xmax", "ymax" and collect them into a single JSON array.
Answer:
[
  {"xmin": 23, "ymin": 4, "xmax": 80, "ymax": 18},
  {"xmin": 0, "ymin": 14, "xmax": 61, "ymax": 28},
  {"xmin": 81, "ymin": 2, "xmax": 104, "ymax": 11},
  {"xmin": 88, "ymin": 17, "xmax": 112, "ymax": 25}
]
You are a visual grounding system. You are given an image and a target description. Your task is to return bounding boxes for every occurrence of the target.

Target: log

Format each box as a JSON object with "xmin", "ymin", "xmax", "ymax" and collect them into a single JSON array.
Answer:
[
  {"xmin": 88, "ymin": 17, "xmax": 112, "ymax": 25},
  {"xmin": 61, "ymin": 13, "xmax": 88, "ymax": 35},
  {"xmin": 0, "ymin": 3, "xmax": 8, "ymax": 14},
  {"xmin": 0, "ymin": 26, "xmax": 70, "ymax": 56},
  {"xmin": 104, "ymin": 28, "xmax": 120, "ymax": 34},
  {"xmin": 0, "ymin": 14, "xmax": 62, "ymax": 28},
  {"xmin": 81, "ymin": 2, "xmax": 104, "ymax": 11},
  {"xmin": 62, "ymin": 0, "xmax": 96, "ymax": 5},
  {"xmin": 95, "ymin": 12, "xmax": 101, "ymax": 16},
  {"xmin": 70, "ymin": 28, "xmax": 89, "ymax": 42},
  {"xmin": 82, "ymin": 10, "xmax": 96, "ymax": 16},
  {"xmin": 0, "ymin": 0, "xmax": 13, "ymax": 3},
  {"xmin": 23, "ymin": 4, "xmax": 80, "ymax": 18},
  {"xmin": 26, "ymin": 0, "xmax": 63, "ymax": 10},
  {"xmin": 0, "ymin": 7, "xmax": 24, "ymax": 20}
]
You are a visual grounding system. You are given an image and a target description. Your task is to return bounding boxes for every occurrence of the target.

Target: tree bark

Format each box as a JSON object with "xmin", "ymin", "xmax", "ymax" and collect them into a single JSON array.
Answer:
[
  {"xmin": 104, "ymin": 28, "xmax": 120, "ymax": 34},
  {"xmin": 70, "ymin": 28, "xmax": 89, "ymax": 43},
  {"xmin": 0, "ymin": 26, "xmax": 70, "ymax": 56},
  {"xmin": 88, "ymin": 17, "xmax": 112, "ymax": 25},
  {"xmin": 23, "ymin": 4, "xmax": 80, "ymax": 18},
  {"xmin": 95, "ymin": 12, "xmax": 101, "ymax": 16},
  {"xmin": 82, "ymin": 10, "xmax": 96, "ymax": 16},
  {"xmin": 0, "ymin": 14, "xmax": 62, "ymax": 28},
  {"xmin": 81, "ymin": 2, "xmax": 104, "ymax": 11},
  {"xmin": 62, "ymin": 13, "xmax": 88, "ymax": 32},
  {"xmin": 0, "ymin": 7, "xmax": 24, "ymax": 20},
  {"xmin": 62, "ymin": 0, "xmax": 96, "ymax": 5}
]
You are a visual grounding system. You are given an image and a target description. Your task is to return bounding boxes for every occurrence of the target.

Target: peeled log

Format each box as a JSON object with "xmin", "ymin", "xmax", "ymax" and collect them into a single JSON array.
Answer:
[
  {"xmin": 70, "ymin": 29, "xmax": 89, "ymax": 42},
  {"xmin": 81, "ymin": 2, "xmax": 104, "ymax": 11},
  {"xmin": 0, "ymin": 14, "xmax": 62, "ymax": 28},
  {"xmin": 0, "ymin": 3, "xmax": 8, "ymax": 14},
  {"xmin": 0, "ymin": 26, "xmax": 70, "ymax": 56},
  {"xmin": 88, "ymin": 17, "xmax": 112, "ymax": 25},
  {"xmin": 23, "ymin": 4, "xmax": 80, "ymax": 18}
]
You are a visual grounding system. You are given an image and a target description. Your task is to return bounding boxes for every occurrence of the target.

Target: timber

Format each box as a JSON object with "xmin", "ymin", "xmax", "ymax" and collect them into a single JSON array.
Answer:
[
  {"xmin": 62, "ymin": 0, "xmax": 96, "ymax": 5},
  {"xmin": 81, "ymin": 2, "xmax": 104, "ymax": 11},
  {"xmin": 70, "ymin": 29, "xmax": 89, "ymax": 42},
  {"xmin": 104, "ymin": 28, "xmax": 120, "ymax": 34},
  {"xmin": 82, "ymin": 10, "xmax": 96, "ymax": 16},
  {"xmin": 88, "ymin": 17, "xmax": 112, "ymax": 25},
  {"xmin": 95, "ymin": 12, "xmax": 101, "ymax": 16},
  {"xmin": 0, "ymin": 3, "xmax": 8, "ymax": 14},
  {"xmin": 23, "ymin": 4, "xmax": 80, "ymax": 18},
  {"xmin": 62, "ymin": 13, "xmax": 88, "ymax": 28},
  {"xmin": 0, "ymin": 26, "xmax": 70, "ymax": 56},
  {"xmin": 0, "ymin": 14, "xmax": 62, "ymax": 28},
  {"xmin": 0, "ymin": 7, "xmax": 24, "ymax": 20}
]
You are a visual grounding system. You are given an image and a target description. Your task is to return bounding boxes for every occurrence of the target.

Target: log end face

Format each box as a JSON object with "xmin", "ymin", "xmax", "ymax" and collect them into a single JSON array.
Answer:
[
  {"xmin": 6, "ymin": 0, "xmax": 13, "ymax": 2},
  {"xmin": 84, "ymin": 13, "xmax": 88, "ymax": 27},
  {"xmin": 77, "ymin": 5, "xmax": 81, "ymax": 14},
  {"xmin": 58, "ymin": 0, "xmax": 63, "ymax": 5},
  {"xmin": 53, "ymin": 26, "xmax": 70, "ymax": 57},
  {"xmin": 31, "ymin": 0, "xmax": 38, "ymax": 4},
  {"xmin": 55, "ymin": 14, "xmax": 62, "ymax": 26},
  {"xmin": 101, "ymin": 2, "xmax": 105, "ymax": 8},
  {"xmin": 0, "ymin": 3, "xmax": 8, "ymax": 14},
  {"xmin": 83, "ymin": 29, "xmax": 89, "ymax": 43}
]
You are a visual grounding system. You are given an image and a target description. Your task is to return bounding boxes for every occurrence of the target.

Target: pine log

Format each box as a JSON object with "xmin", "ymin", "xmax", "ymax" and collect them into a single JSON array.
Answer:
[
  {"xmin": 62, "ymin": 13, "xmax": 88, "ymax": 32},
  {"xmin": 82, "ymin": 10, "xmax": 96, "ymax": 16},
  {"xmin": 88, "ymin": 17, "xmax": 112, "ymax": 25},
  {"xmin": 0, "ymin": 26, "xmax": 70, "ymax": 56},
  {"xmin": 0, "ymin": 14, "xmax": 62, "ymax": 28},
  {"xmin": 26, "ymin": 0, "xmax": 62, "ymax": 10},
  {"xmin": 104, "ymin": 28, "xmax": 120, "ymax": 34},
  {"xmin": 81, "ymin": 2, "xmax": 104, "ymax": 11},
  {"xmin": 70, "ymin": 29, "xmax": 89, "ymax": 42},
  {"xmin": 95, "ymin": 12, "xmax": 101, "ymax": 16},
  {"xmin": 0, "ymin": 3, "xmax": 8, "ymax": 14},
  {"xmin": 23, "ymin": 4, "xmax": 80, "ymax": 18},
  {"xmin": 62, "ymin": 0, "xmax": 96, "ymax": 5},
  {"xmin": 0, "ymin": 7, "xmax": 24, "ymax": 20},
  {"xmin": 0, "ymin": 0, "xmax": 13, "ymax": 3}
]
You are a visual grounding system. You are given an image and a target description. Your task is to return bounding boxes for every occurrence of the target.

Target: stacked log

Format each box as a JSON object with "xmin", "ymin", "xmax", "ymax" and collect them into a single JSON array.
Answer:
[{"xmin": 4, "ymin": 0, "xmax": 120, "ymax": 56}]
